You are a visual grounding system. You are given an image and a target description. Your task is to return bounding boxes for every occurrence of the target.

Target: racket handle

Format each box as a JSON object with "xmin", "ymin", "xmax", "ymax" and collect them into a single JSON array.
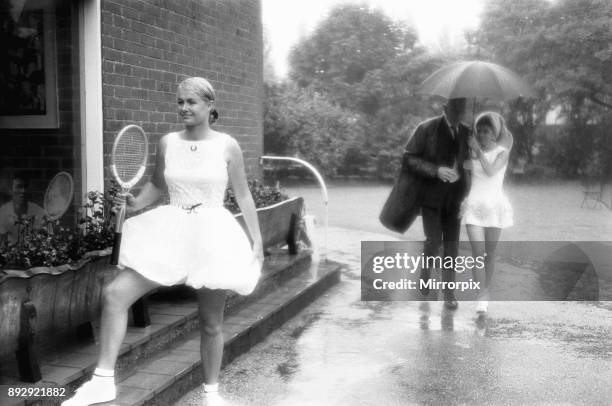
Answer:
[
  {"xmin": 111, "ymin": 203, "xmax": 127, "ymax": 266},
  {"xmin": 111, "ymin": 232, "xmax": 122, "ymax": 265}
]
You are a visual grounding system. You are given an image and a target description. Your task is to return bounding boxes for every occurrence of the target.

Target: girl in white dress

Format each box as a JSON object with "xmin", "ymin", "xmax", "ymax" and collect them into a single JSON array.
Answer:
[
  {"xmin": 461, "ymin": 111, "xmax": 513, "ymax": 314},
  {"xmin": 63, "ymin": 77, "xmax": 263, "ymax": 406}
]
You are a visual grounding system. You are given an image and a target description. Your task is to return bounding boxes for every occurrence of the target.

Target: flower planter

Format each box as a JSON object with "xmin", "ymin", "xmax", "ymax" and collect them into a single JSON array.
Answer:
[
  {"xmin": 234, "ymin": 196, "xmax": 304, "ymax": 254},
  {"xmin": 0, "ymin": 253, "xmax": 119, "ymax": 382},
  {"xmin": 0, "ymin": 197, "xmax": 304, "ymax": 382}
]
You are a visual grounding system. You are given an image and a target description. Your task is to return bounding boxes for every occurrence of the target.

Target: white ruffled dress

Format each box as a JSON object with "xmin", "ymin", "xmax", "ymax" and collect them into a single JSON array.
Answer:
[
  {"xmin": 461, "ymin": 145, "xmax": 514, "ymax": 228},
  {"xmin": 118, "ymin": 132, "xmax": 261, "ymax": 295}
]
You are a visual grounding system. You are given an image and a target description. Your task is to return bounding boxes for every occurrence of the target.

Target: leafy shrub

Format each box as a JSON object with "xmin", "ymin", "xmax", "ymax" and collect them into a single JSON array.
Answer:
[
  {"xmin": 74, "ymin": 187, "xmax": 120, "ymax": 256},
  {"xmin": 0, "ymin": 220, "xmax": 74, "ymax": 269},
  {"xmin": 0, "ymin": 184, "xmax": 120, "ymax": 269},
  {"xmin": 263, "ymin": 82, "xmax": 367, "ymax": 177},
  {"xmin": 224, "ymin": 180, "xmax": 288, "ymax": 214}
]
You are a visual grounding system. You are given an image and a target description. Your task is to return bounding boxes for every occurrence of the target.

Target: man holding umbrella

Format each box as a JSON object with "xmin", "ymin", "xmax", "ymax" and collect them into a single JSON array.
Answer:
[
  {"xmin": 381, "ymin": 61, "xmax": 534, "ymax": 308},
  {"xmin": 403, "ymin": 97, "xmax": 470, "ymax": 309},
  {"xmin": 407, "ymin": 61, "xmax": 534, "ymax": 309}
]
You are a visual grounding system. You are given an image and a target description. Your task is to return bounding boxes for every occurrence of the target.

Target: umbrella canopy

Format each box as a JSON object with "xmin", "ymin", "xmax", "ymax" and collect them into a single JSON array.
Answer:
[{"xmin": 417, "ymin": 60, "xmax": 536, "ymax": 100}]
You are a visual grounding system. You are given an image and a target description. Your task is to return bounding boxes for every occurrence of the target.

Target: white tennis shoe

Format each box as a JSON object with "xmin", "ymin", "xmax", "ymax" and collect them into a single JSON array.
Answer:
[
  {"xmin": 61, "ymin": 378, "xmax": 116, "ymax": 406},
  {"xmin": 203, "ymin": 390, "xmax": 232, "ymax": 406},
  {"xmin": 476, "ymin": 300, "xmax": 489, "ymax": 313}
]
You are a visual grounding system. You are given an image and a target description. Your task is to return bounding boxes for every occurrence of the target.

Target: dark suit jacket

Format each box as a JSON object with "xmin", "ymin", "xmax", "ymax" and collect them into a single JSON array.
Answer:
[{"xmin": 403, "ymin": 115, "xmax": 470, "ymax": 210}]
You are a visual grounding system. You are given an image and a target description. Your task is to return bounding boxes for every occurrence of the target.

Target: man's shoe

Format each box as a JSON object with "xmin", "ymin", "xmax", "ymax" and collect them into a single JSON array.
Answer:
[
  {"xmin": 444, "ymin": 299, "xmax": 458, "ymax": 310},
  {"xmin": 61, "ymin": 378, "xmax": 116, "ymax": 406},
  {"xmin": 418, "ymin": 269, "xmax": 431, "ymax": 296},
  {"xmin": 444, "ymin": 293, "xmax": 458, "ymax": 310}
]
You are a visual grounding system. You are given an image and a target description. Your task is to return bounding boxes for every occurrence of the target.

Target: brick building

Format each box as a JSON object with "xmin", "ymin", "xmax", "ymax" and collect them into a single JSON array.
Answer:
[{"xmin": 0, "ymin": 0, "xmax": 264, "ymax": 214}]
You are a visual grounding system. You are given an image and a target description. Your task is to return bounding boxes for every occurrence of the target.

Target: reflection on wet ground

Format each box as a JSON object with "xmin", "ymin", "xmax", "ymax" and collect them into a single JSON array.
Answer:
[
  {"xmin": 177, "ymin": 283, "xmax": 612, "ymax": 405},
  {"xmin": 175, "ymin": 228, "xmax": 612, "ymax": 406}
]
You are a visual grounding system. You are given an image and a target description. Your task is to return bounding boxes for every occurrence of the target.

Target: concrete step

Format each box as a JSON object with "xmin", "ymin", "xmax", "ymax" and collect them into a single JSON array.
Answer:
[
  {"xmin": 3, "ymin": 253, "xmax": 342, "ymax": 406},
  {"xmin": 112, "ymin": 258, "xmax": 342, "ymax": 406}
]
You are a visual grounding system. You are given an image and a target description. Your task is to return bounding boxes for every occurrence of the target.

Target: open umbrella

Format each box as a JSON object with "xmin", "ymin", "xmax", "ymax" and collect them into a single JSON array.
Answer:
[
  {"xmin": 417, "ymin": 60, "xmax": 536, "ymax": 100},
  {"xmin": 417, "ymin": 60, "xmax": 537, "ymax": 132}
]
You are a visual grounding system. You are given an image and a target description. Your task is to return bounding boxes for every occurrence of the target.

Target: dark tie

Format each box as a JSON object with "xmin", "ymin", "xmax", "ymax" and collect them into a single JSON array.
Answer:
[{"xmin": 450, "ymin": 126, "xmax": 456, "ymax": 140}]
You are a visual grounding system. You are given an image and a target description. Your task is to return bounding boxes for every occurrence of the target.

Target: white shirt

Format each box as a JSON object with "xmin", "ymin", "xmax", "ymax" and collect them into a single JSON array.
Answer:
[{"xmin": 0, "ymin": 201, "xmax": 46, "ymax": 243}]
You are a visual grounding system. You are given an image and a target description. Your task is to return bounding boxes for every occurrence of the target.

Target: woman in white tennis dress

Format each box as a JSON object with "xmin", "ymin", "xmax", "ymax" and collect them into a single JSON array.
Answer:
[
  {"xmin": 461, "ymin": 111, "xmax": 513, "ymax": 314},
  {"xmin": 118, "ymin": 130, "xmax": 260, "ymax": 294},
  {"xmin": 63, "ymin": 77, "xmax": 263, "ymax": 406}
]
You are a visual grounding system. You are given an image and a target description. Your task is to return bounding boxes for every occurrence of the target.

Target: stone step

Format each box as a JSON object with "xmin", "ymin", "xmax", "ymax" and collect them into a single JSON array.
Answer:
[
  {"xmin": 112, "ymin": 258, "xmax": 342, "ymax": 406},
  {"xmin": 2, "ymin": 254, "xmax": 342, "ymax": 406},
  {"xmin": 1, "ymin": 251, "xmax": 312, "ymax": 386}
]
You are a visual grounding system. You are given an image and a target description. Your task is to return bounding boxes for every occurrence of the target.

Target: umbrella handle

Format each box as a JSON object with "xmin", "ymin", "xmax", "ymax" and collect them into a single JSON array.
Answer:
[{"xmin": 469, "ymin": 98, "xmax": 477, "ymax": 158}]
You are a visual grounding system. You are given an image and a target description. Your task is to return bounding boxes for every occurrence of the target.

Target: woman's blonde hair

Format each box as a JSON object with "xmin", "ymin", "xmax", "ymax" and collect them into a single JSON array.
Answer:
[
  {"xmin": 475, "ymin": 111, "xmax": 513, "ymax": 150},
  {"xmin": 177, "ymin": 77, "xmax": 219, "ymax": 124}
]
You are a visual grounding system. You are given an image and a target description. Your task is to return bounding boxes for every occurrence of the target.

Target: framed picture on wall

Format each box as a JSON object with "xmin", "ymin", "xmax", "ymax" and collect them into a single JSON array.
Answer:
[{"xmin": 0, "ymin": 0, "xmax": 58, "ymax": 128}]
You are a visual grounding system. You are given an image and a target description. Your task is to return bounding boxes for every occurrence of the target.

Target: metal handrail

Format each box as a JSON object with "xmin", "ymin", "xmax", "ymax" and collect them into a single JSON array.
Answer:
[{"xmin": 260, "ymin": 155, "xmax": 328, "ymax": 259}]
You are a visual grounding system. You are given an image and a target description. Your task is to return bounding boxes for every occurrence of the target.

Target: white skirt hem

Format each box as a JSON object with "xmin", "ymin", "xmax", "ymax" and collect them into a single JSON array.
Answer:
[{"xmin": 117, "ymin": 205, "xmax": 261, "ymax": 295}]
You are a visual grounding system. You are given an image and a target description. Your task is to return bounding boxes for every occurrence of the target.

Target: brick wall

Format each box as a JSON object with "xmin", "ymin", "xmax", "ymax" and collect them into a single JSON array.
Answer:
[
  {"xmin": 100, "ymin": 0, "xmax": 264, "ymax": 187},
  {"xmin": 0, "ymin": 0, "xmax": 264, "ymax": 204}
]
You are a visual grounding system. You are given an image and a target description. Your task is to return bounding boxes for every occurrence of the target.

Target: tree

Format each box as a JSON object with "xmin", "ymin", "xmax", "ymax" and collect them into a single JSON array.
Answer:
[
  {"xmin": 289, "ymin": 4, "xmax": 418, "ymax": 114},
  {"xmin": 473, "ymin": 0, "xmax": 612, "ymax": 176},
  {"xmin": 262, "ymin": 27, "xmax": 278, "ymax": 83},
  {"xmin": 281, "ymin": 84, "xmax": 366, "ymax": 177},
  {"xmin": 262, "ymin": 81, "xmax": 289, "ymax": 155},
  {"xmin": 284, "ymin": 4, "xmax": 450, "ymax": 178},
  {"xmin": 356, "ymin": 51, "xmax": 447, "ymax": 177},
  {"xmin": 263, "ymin": 81, "xmax": 366, "ymax": 177},
  {"xmin": 471, "ymin": 0, "xmax": 551, "ymax": 164},
  {"xmin": 539, "ymin": 0, "xmax": 612, "ymax": 109}
]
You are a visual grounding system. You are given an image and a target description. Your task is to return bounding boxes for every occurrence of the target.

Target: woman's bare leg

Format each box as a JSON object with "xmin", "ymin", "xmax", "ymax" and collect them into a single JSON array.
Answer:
[
  {"xmin": 62, "ymin": 270, "xmax": 160, "ymax": 405},
  {"xmin": 484, "ymin": 227, "xmax": 502, "ymax": 291},
  {"xmin": 97, "ymin": 269, "xmax": 159, "ymax": 369},
  {"xmin": 196, "ymin": 287, "xmax": 227, "ymax": 385},
  {"xmin": 467, "ymin": 224, "xmax": 486, "ymax": 300}
]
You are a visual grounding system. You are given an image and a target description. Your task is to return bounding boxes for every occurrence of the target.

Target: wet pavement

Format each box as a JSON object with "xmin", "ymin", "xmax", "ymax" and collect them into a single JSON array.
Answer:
[{"xmin": 174, "ymin": 227, "xmax": 612, "ymax": 406}]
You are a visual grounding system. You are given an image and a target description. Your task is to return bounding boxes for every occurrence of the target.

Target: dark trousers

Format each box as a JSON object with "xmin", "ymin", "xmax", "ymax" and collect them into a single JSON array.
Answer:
[{"xmin": 422, "ymin": 204, "xmax": 461, "ymax": 294}]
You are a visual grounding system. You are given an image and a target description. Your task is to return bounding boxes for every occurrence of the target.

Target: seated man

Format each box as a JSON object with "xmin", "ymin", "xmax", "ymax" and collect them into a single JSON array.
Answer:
[{"xmin": 0, "ymin": 172, "xmax": 45, "ymax": 244}]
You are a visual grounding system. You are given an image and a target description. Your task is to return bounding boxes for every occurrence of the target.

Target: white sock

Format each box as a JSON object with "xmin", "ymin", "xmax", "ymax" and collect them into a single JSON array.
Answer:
[
  {"xmin": 203, "ymin": 383, "xmax": 219, "ymax": 393},
  {"xmin": 92, "ymin": 368, "xmax": 115, "ymax": 382}
]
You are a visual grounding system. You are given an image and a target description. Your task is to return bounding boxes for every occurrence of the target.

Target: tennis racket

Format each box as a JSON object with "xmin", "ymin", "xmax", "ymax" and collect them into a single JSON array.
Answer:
[
  {"xmin": 44, "ymin": 171, "xmax": 74, "ymax": 232},
  {"xmin": 110, "ymin": 124, "xmax": 149, "ymax": 265}
]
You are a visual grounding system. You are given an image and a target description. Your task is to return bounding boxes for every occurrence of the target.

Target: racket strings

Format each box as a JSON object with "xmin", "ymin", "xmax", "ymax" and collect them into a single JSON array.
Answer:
[{"xmin": 113, "ymin": 131, "xmax": 147, "ymax": 182}]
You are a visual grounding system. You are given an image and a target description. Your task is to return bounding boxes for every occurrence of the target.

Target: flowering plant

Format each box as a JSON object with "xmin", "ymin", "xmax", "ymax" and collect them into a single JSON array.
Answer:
[
  {"xmin": 0, "ymin": 184, "xmax": 119, "ymax": 270},
  {"xmin": 223, "ymin": 180, "xmax": 288, "ymax": 214}
]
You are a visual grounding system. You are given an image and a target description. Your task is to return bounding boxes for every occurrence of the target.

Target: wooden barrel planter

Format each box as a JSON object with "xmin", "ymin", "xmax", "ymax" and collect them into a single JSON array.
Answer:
[
  {"xmin": 0, "ymin": 254, "xmax": 119, "ymax": 382},
  {"xmin": 0, "ymin": 197, "xmax": 304, "ymax": 382}
]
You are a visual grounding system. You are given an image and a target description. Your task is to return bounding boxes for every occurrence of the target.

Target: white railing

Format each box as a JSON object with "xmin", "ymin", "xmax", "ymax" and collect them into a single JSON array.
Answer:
[{"xmin": 260, "ymin": 156, "xmax": 328, "ymax": 260}]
